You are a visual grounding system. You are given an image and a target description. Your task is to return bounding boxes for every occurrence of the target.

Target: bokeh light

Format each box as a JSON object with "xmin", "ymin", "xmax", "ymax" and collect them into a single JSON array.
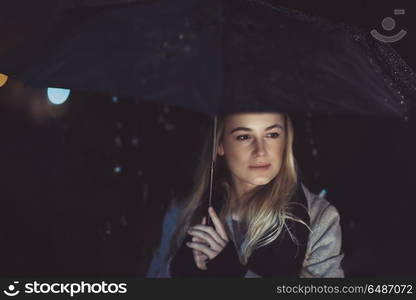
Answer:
[
  {"xmin": 0, "ymin": 73, "xmax": 8, "ymax": 87},
  {"xmin": 47, "ymin": 88, "xmax": 71, "ymax": 104}
]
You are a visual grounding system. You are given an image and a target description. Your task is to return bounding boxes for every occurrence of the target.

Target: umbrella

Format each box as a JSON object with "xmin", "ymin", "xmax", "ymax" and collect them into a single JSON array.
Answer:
[
  {"xmin": 1, "ymin": 0, "xmax": 416, "ymax": 223},
  {"xmin": 1, "ymin": 0, "xmax": 415, "ymax": 116}
]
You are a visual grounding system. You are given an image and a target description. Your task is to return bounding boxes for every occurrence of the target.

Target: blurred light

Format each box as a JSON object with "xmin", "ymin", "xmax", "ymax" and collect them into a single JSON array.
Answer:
[
  {"xmin": 114, "ymin": 165, "xmax": 122, "ymax": 174},
  {"xmin": 0, "ymin": 73, "xmax": 8, "ymax": 87},
  {"xmin": 47, "ymin": 88, "xmax": 70, "ymax": 104},
  {"xmin": 131, "ymin": 137, "xmax": 139, "ymax": 146},
  {"xmin": 112, "ymin": 96, "xmax": 118, "ymax": 103}
]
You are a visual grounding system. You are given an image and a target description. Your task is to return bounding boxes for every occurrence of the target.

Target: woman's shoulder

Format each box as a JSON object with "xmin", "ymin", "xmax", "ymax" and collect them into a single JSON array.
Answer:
[
  {"xmin": 299, "ymin": 184, "xmax": 344, "ymax": 277},
  {"xmin": 300, "ymin": 183, "xmax": 341, "ymax": 226}
]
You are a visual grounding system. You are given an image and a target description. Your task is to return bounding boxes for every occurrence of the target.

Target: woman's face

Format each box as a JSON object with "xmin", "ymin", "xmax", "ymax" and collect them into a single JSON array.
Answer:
[{"xmin": 217, "ymin": 112, "xmax": 286, "ymax": 197}]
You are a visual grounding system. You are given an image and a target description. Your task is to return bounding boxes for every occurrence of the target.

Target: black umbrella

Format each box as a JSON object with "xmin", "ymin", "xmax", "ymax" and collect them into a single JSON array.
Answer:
[
  {"xmin": 1, "ymin": 0, "xmax": 415, "ymax": 222},
  {"xmin": 1, "ymin": 0, "xmax": 415, "ymax": 117}
]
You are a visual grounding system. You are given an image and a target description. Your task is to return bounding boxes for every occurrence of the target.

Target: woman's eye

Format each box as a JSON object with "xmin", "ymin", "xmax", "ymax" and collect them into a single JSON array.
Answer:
[
  {"xmin": 236, "ymin": 133, "xmax": 279, "ymax": 141},
  {"xmin": 236, "ymin": 135, "xmax": 250, "ymax": 141},
  {"xmin": 268, "ymin": 132, "xmax": 280, "ymax": 138}
]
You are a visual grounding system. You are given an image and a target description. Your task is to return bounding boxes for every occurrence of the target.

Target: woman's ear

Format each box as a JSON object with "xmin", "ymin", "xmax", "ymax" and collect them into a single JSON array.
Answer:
[{"xmin": 217, "ymin": 143, "xmax": 224, "ymax": 156}]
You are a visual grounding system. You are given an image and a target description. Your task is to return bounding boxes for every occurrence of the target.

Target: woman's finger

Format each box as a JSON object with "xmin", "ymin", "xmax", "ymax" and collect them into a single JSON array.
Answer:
[
  {"xmin": 188, "ymin": 228, "xmax": 224, "ymax": 250},
  {"xmin": 192, "ymin": 248, "xmax": 208, "ymax": 270},
  {"xmin": 186, "ymin": 241, "xmax": 217, "ymax": 259},
  {"xmin": 191, "ymin": 224, "xmax": 227, "ymax": 247},
  {"xmin": 208, "ymin": 206, "xmax": 229, "ymax": 241},
  {"xmin": 193, "ymin": 249, "xmax": 208, "ymax": 260},
  {"xmin": 192, "ymin": 236, "xmax": 209, "ymax": 247}
]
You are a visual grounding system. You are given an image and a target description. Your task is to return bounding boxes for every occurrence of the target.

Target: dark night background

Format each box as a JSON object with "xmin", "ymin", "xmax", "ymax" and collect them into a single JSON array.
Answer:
[{"xmin": 0, "ymin": 0, "xmax": 415, "ymax": 277}]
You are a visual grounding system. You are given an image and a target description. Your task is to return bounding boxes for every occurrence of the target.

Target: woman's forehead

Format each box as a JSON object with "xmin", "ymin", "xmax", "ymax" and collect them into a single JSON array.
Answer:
[{"xmin": 224, "ymin": 112, "xmax": 285, "ymax": 128}]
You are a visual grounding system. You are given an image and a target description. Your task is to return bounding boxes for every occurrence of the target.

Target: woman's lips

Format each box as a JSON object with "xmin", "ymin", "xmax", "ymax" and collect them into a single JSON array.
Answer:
[{"xmin": 249, "ymin": 163, "xmax": 271, "ymax": 170}]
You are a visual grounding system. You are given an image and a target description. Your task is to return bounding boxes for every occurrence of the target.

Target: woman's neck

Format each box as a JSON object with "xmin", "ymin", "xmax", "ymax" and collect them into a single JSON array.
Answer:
[{"xmin": 229, "ymin": 190, "xmax": 243, "ymax": 221}]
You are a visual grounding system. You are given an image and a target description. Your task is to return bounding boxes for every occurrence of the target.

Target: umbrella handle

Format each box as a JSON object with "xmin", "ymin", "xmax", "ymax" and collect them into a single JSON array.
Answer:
[
  {"xmin": 207, "ymin": 115, "xmax": 218, "ymax": 226},
  {"xmin": 206, "ymin": 215, "xmax": 212, "ymax": 226}
]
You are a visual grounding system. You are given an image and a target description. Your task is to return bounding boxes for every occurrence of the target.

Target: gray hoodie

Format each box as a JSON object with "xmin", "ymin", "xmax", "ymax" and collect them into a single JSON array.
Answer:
[{"xmin": 146, "ymin": 184, "xmax": 344, "ymax": 278}]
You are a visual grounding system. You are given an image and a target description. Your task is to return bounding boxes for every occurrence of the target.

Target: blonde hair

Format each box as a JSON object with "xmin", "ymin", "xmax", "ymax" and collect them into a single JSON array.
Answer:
[{"xmin": 169, "ymin": 112, "xmax": 309, "ymax": 264}]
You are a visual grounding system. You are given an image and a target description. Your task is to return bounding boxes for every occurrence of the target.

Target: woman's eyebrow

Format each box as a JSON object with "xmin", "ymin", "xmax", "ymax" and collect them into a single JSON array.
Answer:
[{"xmin": 229, "ymin": 124, "xmax": 284, "ymax": 134}]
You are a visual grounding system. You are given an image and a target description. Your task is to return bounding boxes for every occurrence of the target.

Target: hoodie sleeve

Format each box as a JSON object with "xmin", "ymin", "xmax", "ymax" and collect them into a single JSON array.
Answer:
[
  {"xmin": 299, "ymin": 186, "xmax": 345, "ymax": 278},
  {"xmin": 145, "ymin": 200, "xmax": 182, "ymax": 278}
]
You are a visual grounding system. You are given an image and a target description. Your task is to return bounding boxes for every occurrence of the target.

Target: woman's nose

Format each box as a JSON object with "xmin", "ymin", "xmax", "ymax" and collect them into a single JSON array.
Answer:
[{"xmin": 253, "ymin": 139, "xmax": 266, "ymax": 156}]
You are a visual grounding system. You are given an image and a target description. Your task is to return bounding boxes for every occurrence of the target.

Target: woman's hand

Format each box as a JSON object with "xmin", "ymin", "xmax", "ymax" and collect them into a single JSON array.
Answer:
[
  {"xmin": 188, "ymin": 216, "xmax": 209, "ymax": 270},
  {"xmin": 186, "ymin": 206, "xmax": 229, "ymax": 270}
]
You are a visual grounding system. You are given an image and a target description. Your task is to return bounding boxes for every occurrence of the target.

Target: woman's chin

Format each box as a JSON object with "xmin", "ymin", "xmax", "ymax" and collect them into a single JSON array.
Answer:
[{"xmin": 249, "ymin": 176, "xmax": 273, "ymax": 186}]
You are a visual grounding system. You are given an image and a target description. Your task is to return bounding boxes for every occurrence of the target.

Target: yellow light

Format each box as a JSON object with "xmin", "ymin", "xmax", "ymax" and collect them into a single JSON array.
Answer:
[{"xmin": 0, "ymin": 73, "xmax": 8, "ymax": 87}]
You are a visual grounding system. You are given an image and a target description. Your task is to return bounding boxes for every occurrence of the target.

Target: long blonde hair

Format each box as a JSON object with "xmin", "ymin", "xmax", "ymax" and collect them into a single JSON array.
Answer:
[{"xmin": 169, "ymin": 112, "xmax": 309, "ymax": 264}]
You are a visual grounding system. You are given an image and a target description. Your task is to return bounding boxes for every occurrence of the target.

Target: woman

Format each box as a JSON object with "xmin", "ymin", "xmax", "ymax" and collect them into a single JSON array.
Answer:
[{"xmin": 146, "ymin": 112, "xmax": 344, "ymax": 277}]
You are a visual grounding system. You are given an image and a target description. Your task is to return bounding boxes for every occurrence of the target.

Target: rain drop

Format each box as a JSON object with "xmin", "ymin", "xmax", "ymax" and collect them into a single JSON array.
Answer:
[
  {"xmin": 163, "ymin": 105, "xmax": 170, "ymax": 114},
  {"xmin": 120, "ymin": 215, "xmax": 127, "ymax": 227},
  {"xmin": 142, "ymin": 183, "xmax": 149, "ymax": 206},
  {"xmin": 165, "ymin": 123, "xmax": 175, "ymax": 131},
  {"xmin": 114, "ymin": 136, "xmax": 122, "ymax": 147},
  {"xmin": 348, "ymin": 219, "xmax": 356, "ymax": 229},
  {"xmin": 131, "ymin": 136, "xmax": 139, "ymax": 146},
  {"xmin": 105, "ymin": 222, "xmax": 111, "ymax": 235}
]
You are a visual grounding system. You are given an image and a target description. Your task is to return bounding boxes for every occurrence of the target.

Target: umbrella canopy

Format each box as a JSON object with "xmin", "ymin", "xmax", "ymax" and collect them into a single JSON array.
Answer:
[
  {"xmin": 1, "ymin": 0, "xmax": 415, "ymax": 118},
  {"xmin": 1, "ymin": 0, "xmax": 416, "ymax": 222}
]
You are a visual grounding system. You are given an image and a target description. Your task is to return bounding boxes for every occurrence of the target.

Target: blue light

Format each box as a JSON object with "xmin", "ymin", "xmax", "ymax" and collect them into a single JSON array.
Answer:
[{"xmin": 47, "ymin": 88, "xmax": 70, "ymax": 104}]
